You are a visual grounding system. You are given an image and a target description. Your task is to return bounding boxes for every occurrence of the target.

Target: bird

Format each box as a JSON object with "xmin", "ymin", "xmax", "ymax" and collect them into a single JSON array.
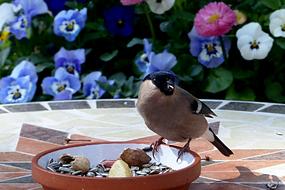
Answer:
[{"xmin": 136, "ymin": 71, "xmax": 233, "ymax": 159}]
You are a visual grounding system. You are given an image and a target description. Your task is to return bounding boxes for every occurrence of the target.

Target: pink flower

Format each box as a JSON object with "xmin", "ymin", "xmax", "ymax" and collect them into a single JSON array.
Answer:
[
  {"xmin": 120, "ymin": 0, "xmax": 144, "ymax": 5},
  {"xmin": 194, "ymin": 2, "xmax": 236, "ymax": 37}
]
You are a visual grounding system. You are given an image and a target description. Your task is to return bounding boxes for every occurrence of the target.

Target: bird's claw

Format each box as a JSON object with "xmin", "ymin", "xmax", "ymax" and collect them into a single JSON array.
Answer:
[{"xmin": 151, "ymin": 137, "xmax": 165, "ymax": 158}]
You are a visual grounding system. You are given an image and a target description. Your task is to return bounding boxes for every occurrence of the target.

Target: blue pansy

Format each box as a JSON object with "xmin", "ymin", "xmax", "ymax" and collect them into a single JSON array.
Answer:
[
  {"xmin": 135, "ymin": 39, "xmax": 177, "ymax": 75},
  {"xmin": 135, "ymin": 39, "xmax": 153, "ymax": 72},
  {"xmin": 53, "ymin": 8, "xmax": 87, "ymax": 42},
  {"xmin": 188, "ymin": 27, "xmax": 231, "ymax": 68},
  {"xmin": 41, "ymin": 67, "xmax": 81, "ymax": 100},
  {"xmin": 0, "ymin": 76, "xmax": 31, "ymax": 104},
  {"xmin": 104, "ymin": 6, "xmax": 134, "ymax": 37},
  {"xmin": 10, "ymin": 60, "xmax": 38, "ymax": 101},
  {"xmin": 0, "ymin": 60, "xmax": 38, "ymax": 104},
  {"xmin": 10, "ymin": 0, "xmax": 48, "ymax": 39},
  {"xmin": 83, "ymin": 71, "xmax": 114, "ymax": 99},
  {"xmin": 54, "ymin": 47, "xmax": 85, "ymax": 77}
]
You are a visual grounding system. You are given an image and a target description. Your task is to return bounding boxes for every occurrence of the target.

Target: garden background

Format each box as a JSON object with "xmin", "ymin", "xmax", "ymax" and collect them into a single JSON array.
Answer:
[{"xmin": 0, "ymin": 0, "xmax": 285, "ymax": 103}]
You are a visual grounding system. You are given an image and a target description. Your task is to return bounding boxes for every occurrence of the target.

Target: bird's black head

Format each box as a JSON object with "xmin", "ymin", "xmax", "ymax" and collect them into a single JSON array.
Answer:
[{"xmin": 143, "ymin": 71, "xmax": 177, "ymax": 96}]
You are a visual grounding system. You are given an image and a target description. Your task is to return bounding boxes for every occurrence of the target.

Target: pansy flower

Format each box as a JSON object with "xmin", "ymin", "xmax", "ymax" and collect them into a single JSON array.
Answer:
[
  {"xmin": 83, "ymin": 71, "xmax": 114, "ymax": 99},
  {"xmin": 269, "ymin": 9, "xmax": 285, "ymax": 38},
  {"xmin": 121, "ymin": 0, "xmax": 144, "ymax": 6},
  {"xmin": 145, "ymin": 0, "xmax": 175, "ymax": 15},
  {"xmin": 45, "ymin": 0, "xmax": 87, "ymax": 15},
  {"xmin": 135, "ymin": 39, "xmax": 153, "ymax": 72},
  {"xmin": 54, "ymin": 8, "xmax": 87, "ymax": 42},
  {"xmin": 54, "ymin": 47, "xmax": 85, "ymax": 77},
  {"xmin": 41, "ymin": 67, "xmax": 81, "ymax": 100},
  {"xmin": 0, "ymin": 60, "xmax": 38, "ymax": 103},
  {"xmin": 188, "ymin": 27, "xmax": 231, "ymax": 68},
  {"xmin": 0, "ymin": 76, "xmax": 31, "ymax": 104},
  {"xmin": 104, "ymin": 6, "xmax": 134, "ymax": 37},
  {"xmin": 135, "ymin": 39, "xmax": 177, "ymax": 74},
  {"xmin": 194, "ymin": 2, "xmax": 236, "ymax": 37},
  {"xmin": 0, "ymin": 3, "xmax": 17, "ymax": 32},
  {"xmin": 236, "ymin": 22, "xmax": 273, "ymax": 60},
  {"xmin": 10, "ymin": 0, "xmax": 49, "ymax": 39}
]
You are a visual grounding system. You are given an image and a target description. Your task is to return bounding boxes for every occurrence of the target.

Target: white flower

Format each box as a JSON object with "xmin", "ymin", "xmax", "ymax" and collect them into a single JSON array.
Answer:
[
  {"xmin": 145, "ymin": 0, "xmax": 175, "ymax": 14},
  {"xmin": 269, "ymin": 9, "xmax": 285, "ymax": 37},
  {"xmin": 236, "ymin": 22, "xmax": 273, "ymax": 60},
  {"xmin": 0, "ymin": 3, "xmax": 17, "ymax": 31}
]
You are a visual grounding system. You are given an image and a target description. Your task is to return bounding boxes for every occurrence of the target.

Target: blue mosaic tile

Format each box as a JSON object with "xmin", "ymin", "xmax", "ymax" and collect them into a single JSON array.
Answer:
[
  {"xmin": 202, "ymin": 101, "xmax": 222, "ymax": 109},
  {"xmin": 219, "ymin": 102, "xmax": 264, "ymax": 111},
  {"xmin": 48, "ymin": 101, "xmax": 90, "ymax": 110},
  {"xmin": 3, "ymin": 104, "xmax": 47, "ymax": 112},
  {"xmin": 96, "ymin": 100, "xmax": 135, "ymax": 108},
  {"xmin": 258, "ymin": 105, "xmax": 285, "ymax": 114}
]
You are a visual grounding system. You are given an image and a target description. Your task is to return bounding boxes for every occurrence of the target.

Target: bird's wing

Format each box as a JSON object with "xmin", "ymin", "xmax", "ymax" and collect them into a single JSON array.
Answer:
[{"xmin": 178, "ymin": 87, "xmax": 217, "ymax": 118}]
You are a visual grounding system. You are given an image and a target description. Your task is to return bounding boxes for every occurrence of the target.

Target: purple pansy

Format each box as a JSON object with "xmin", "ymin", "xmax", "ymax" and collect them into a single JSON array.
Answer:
[
  {"xmin": 41, "ymin": 67, "xmax": 81, "ymax": 100},
  {"xmin": 53, "ymin": 8, "xmax": 87, "ymax": 42},
  {"xmin": 54, "ymin": 47, "xmax": 85, "ymax": 77},
  {"xmin": 83, "ymin": 71, "xmax": 114, "ymax": 99},
  {"xmin": 104, "ymin": 5, "xmax": 134, "ymax": 37},
  {"xmin": 188, "ymin": 27, "xmax": 231, "ymax": 68}
]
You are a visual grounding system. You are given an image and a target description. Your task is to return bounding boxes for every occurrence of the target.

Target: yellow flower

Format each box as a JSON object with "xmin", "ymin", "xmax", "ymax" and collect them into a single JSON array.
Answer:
[
  {"xmin": 0, "ymin": 28, "xmax": 10, "ymax": 42},
  {"xmin": 234, "ymin": 10, "xmax": 247, "ymax": 25}
]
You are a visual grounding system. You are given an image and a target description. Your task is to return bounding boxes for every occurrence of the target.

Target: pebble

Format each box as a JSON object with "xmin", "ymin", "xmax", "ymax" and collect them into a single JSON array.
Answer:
[{"xmin": 46, "ymin": 154, "xmax": 174, "ymax": 178}]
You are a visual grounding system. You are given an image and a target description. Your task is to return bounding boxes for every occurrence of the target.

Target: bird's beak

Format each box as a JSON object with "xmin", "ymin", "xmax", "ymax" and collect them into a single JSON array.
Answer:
[{"xmin": 166, "ymin": 80, "xmax": 175, "ymax": 91}]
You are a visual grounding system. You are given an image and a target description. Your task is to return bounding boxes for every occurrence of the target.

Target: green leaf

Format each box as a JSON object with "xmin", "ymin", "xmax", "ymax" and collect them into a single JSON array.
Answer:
[
  {"xmin": 190, "ymin": 64, "xmax": 203, "ymax": 77},
  {"xmin": 99, "ymin": 50, "xmax": 118, "ymax": 62},
  {"xmin": 260, "ymin": 0, "xmax": 281, "ymax": 9},
  {"xmin": 265, "ymin": 79, "xmax": 285, "ymax": 102},
  {"xmin": 226, "ymin": 85, "xmax": 256, "ymax": 101},
  {"xmin": 35, "ymin": 62, "xmax": 53, "ymax": 72},
  {"xmin": 232, "ymin": 68, "xmax": 255, "ymax": 79},
  {"xmin": 0, "ymin": 47, "xmax": 10, "ymax": 65},
  {"xmin": 127, "ymin": 38, "xmax": 143, "ymax": 48},
  {"xmin": 205, "ymin": 68, "xmax": 233, "ymax": 93},
  {"xmin": 110, "ymin": 72, "xmax": 126, "ymax": 87},
  {"xmin": 275, "ymin": 38, "xmax": 285, "ymax": 49}
]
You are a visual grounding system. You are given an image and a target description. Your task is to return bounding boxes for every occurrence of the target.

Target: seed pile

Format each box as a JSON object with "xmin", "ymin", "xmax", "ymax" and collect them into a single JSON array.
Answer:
[{"xmin": 46, "ymin": 148, "xmax": 174, "ymax": 177}]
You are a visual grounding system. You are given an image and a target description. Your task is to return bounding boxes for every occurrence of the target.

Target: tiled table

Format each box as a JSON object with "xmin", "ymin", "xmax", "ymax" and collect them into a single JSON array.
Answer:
[{"xmin": 0, "ymin": 99, "xmax": 284, "ymax": 190}]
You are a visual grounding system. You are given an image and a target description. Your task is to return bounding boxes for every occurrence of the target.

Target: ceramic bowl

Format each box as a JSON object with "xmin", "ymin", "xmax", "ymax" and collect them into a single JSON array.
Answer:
[{"xmin": 32, "ymin": 142, "xmax": 201, "ymax": 190}]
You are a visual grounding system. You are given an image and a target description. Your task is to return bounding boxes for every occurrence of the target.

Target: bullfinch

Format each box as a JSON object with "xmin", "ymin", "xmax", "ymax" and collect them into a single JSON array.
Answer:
[{"xmin": 136, "ymin": 71, "xmax": 233, "ymax": 159}]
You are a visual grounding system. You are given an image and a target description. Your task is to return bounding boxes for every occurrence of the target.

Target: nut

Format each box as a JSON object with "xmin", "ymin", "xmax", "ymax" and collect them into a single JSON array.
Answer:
[
  {"xmin": 120, "ymin": 148, "xmax": 151, "ymax": 167},
  {"xmin": 109, "ymin": 160, "xmax": 132, "ymax": 177},
  {"xmin": 70, "ymin": 156, "xmax": 90, "ymax": 173}
]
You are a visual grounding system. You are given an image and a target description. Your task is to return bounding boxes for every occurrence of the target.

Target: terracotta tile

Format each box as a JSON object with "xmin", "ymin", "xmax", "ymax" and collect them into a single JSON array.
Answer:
[
  {"xmin": 246, "ymin": 150, "xmax": 285, "ymax": 160},
  {"xmin": 202, "ymin": 160, "xmax": 285, "ymax": 172},
  {"xmin": 66, "ymin": 134, "xmax": 108, "ymax": 145},
  {"xmin": 200, "ymin": 149, "xmax": 281, "ymax": 161},
  {"xmin": 20, "ymin": 124, "xmax": 68, "ymax": 145},
  {"xmin": 127, "ymin": 135, "xmax": 160, "ymax": 144},
  {"xmin": 0, "ymin": 152, "xmax": 33, "ymax": 162},
  {"xmin": 0, "ymin": 165, "xmax": 29, "ymax": 172},
  {"xmin": 190, "ymin": 183, "xmax": 261, "ymax": 190},
  {"xmin": 0, "ymin": 173, "xmax": 30, "ymax": 182},
  {"xmin": 0, "ymin": 183, "xmax": 41, "ymax": 190},
  {"xmin": 16, "ymin": 137, "xmax": 60, "ymax": 155}
]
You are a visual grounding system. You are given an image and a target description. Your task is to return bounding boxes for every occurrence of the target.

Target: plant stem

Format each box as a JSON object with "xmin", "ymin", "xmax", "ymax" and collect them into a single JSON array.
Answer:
[
  {"xmin": 144, "ymin": 5, "xmax": 156, "ymax": 40},
  {"xmin": 219, "ymin": 36, "xmax": 228, "ymax": 64}
]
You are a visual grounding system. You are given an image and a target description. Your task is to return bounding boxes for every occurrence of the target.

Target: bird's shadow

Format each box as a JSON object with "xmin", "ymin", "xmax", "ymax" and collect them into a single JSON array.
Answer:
[{"xmin": 212, "ymin": 166, "xmax": 284, "ymax": 189}]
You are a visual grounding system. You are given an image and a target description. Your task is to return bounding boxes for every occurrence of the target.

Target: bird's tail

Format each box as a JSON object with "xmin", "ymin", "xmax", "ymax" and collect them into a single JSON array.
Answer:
[{"xmin": 209, "ymin": 128, "xmax": 233, "ymax": 157}]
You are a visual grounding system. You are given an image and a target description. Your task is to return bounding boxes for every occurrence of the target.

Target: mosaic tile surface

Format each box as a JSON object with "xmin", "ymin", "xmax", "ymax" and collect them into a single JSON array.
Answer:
[{"xmin": 0, "ymin": 99, "xmax": 284, "ymax": 189}]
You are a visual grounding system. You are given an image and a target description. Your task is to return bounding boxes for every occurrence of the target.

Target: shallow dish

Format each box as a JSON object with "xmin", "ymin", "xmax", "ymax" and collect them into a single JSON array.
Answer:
[{"xmin": 32, "ymin": 142, "xmax": 201, "ymax": 190}]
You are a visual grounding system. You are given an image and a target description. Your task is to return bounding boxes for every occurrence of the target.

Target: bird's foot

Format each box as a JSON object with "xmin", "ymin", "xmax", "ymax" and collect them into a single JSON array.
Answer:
[
  {"xmin": 177, "ymin": 138, "xmax": 191, "ymax": 161},
  {"xmin": 151, "ymin": 137, "xmax": 166, "ymax": 158}
]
